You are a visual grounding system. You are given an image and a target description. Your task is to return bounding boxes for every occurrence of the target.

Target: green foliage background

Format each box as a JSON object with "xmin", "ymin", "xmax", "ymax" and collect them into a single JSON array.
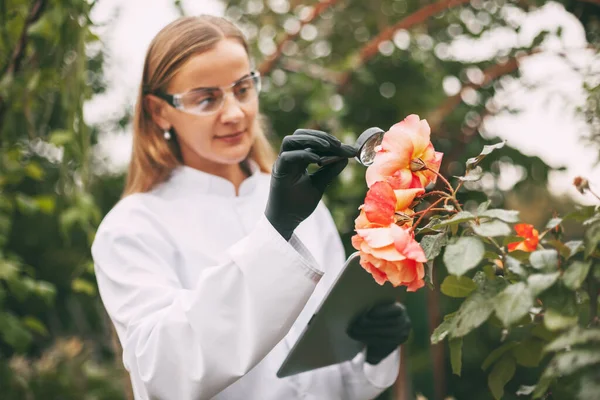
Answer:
[{"xmin": 0, "ymin": 0, "xmax": 598, "ymax": 399}]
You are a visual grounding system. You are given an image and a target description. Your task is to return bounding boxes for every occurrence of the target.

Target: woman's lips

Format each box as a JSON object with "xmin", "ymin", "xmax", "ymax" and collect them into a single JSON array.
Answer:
[{"xmin": 215, "ymin": 130, "xmax": 245, "ymax": 143}]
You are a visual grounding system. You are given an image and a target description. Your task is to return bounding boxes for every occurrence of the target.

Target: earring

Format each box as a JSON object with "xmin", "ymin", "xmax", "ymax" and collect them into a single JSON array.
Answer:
[{"xmin": 163, "ymin": 130, "xmax": 171, "ymax": 140}]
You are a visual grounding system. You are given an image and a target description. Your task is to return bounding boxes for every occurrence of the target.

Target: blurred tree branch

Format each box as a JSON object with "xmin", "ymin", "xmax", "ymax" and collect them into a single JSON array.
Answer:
[
  {"xmin": 258, "ymin": 0, "xmax": 340, "ymax": 76},
  {"xmin": 337, "ymin": 0, "xmax": 471, "ymax": 90},
  {"xmin": 280, "ymin": 58, "xmax": 344, "ymax": 84},
  {"xmin": 0, "ymin": 0, "xmax": 47, "ymax": 135}
]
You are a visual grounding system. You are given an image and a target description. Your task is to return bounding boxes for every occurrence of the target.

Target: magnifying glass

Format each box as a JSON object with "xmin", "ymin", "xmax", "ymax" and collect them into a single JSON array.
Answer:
[{"xmin": 317, "ymin": 127, "xmax": 385, "ymax": 167}]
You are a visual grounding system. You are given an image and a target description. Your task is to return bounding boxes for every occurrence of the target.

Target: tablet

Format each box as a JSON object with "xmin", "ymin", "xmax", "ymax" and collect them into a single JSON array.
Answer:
[{"xmin": 276, "ymin": 251, "xmax": 403, "ymax": 378}]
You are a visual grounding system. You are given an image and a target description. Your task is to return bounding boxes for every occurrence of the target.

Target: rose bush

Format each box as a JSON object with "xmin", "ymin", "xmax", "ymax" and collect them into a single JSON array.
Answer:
[{"xmin": 353, "ymin": 114, "xmax": 600, "ymax": 400}]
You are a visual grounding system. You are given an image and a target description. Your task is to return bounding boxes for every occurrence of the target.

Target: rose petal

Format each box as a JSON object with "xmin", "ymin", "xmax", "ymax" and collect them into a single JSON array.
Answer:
[
  {"xmin": 514, "ymin": 223, "xmax": 535, "ymax": 238},
  {"xmin": 363, "ymin": 181, "xmax": 397, "ymax": 225},
  {"xmin": 356, "ymin": 227, "xmax": 394, "ymax": 248},
  {"xmin": 406, "ymin": 277, "xmax": 425, "ymax": 292},
  {"xmin": 386, "ymin": 169, "xmax": 414, "ymax": 190},
  {"xmin": 390, "ymin": 224, "xmax": 428, "ymax": 262},
  {"xmin": 394, "ymin": 188, "xmax": 425, "ymax": 210}
]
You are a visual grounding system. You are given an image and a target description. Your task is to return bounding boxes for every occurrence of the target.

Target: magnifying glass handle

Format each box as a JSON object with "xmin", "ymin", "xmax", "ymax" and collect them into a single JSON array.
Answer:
[{"xmin": 317, "ymin": 155, "xmax": 353, "ymax": 167}]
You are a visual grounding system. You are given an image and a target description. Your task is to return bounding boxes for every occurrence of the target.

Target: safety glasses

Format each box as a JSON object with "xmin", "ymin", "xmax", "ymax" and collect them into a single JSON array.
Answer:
[{"xmin": 153, "ymin": 71, "xmax": 261, "ymax": 116}]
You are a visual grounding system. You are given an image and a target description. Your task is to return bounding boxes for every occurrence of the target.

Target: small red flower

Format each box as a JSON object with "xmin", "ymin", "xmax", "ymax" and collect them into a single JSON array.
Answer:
[{"xmin": 507, "ymin": 223, "xmax": 539, "ymax": 252}]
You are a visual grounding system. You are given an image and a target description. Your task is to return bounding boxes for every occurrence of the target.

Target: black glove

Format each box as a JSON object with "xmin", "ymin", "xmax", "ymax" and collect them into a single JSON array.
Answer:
[
  {"xmin": 347, "ymin": 302, "xmax": 412, "ymax": 365},
  {"xmin": 265, "ymin": 129, "xmax": 355, "ymax": 241}
]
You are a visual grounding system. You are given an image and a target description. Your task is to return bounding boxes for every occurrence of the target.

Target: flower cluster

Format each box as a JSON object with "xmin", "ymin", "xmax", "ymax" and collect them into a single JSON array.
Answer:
[{"xmin": 352, "ymin": 115, "xmax": 444, "ymax": 291}]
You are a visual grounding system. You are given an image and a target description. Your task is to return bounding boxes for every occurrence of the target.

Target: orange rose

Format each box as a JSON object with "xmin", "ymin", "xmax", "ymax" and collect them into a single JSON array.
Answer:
[
  {"xmin": 507, "ymin": 223, "xmax": 539, "ymax": 252},
  {"xmin": 352, "ymin": 224, "xmax": 427, "ymax": 291}
]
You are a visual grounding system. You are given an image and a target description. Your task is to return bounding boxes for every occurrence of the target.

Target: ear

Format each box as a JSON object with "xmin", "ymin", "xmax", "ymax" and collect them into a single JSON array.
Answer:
[{"xmin": 145, "ymin": 94, "xmax": 172, "ymax": 131}]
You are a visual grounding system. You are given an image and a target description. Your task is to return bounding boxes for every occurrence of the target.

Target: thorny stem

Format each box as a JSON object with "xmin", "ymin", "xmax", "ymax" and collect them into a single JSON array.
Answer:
[
  {"xmin": 426, "ymin": 167, "xmax": 455, "ymax": 195},
  {"xmin": 412, "ymin": 208, "xmax": 458, "ymax": 216},
  {"xmin": 420, "ymin": 190, "xmax": 449, "ymax": 199},
  {"xmin": 412, "ymin": 196, "xmax": 448, "ymax": 232}
]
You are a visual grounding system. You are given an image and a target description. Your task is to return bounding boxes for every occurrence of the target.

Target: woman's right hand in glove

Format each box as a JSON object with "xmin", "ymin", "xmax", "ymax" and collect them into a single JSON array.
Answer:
[{"xmin": 265, "ymin": 129, "xmax": 355, "ymax": 241}]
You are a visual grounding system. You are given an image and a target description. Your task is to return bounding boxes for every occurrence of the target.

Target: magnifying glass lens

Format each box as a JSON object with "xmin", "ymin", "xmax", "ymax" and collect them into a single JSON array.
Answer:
[{"xmin": 357, "ymin": 133, "xmax": 384, "ymax": 166}]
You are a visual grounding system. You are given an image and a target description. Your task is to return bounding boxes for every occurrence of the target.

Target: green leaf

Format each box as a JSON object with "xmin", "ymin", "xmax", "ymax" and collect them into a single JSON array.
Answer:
[
  {"xmin": 420, "ymin": 232, "xmax": 448, "ymax": 261},
  {"xmin": 532, "ymin": 323, "xmax": 558, "ymax": 342},
  {"xmin": 32, "ymin": 280, "xmax": 56, "ymax": 306},
  {"xmin": 22, "ymin": 316, "xmax": 48, "ymax": 336},
  {"xmin": 449, "ymin": 338, "xmax": 463, "ymax": 376},
  {"xmin": 443, "ymin": 237, "xmax": 485, "ymax": 276},
  {"xmin": 472, "ymin": 220, "xmax": 511, "ymax": 237},
  {"xmin": 584, "ymin": 221, "xmax": 600, "ymax": 258},
  {"xmin": 532, "ymin": 376, "xmax": 552, "ymax": 399},
  {"xmin": 0, "ymin": 260, "xmax": 20, "ymax": 280},
  {"xmin": 456, "ymin": 166, "xmax": 483, "ymax": 182},
  {"xmin": 544, "ymin": 308, "xmax": 578, "ymax": 331},
  {"xmin": 488, "ymin": 354, "xmax": 516, "ymax": 400},
  {"xmin": 527, "ymin": 272, "xmax": 560, "ymax": 296},
  {"xmin": 513, "ymin": 338, "xmax": 544, "ymax": 367},
  {"xmin": 48, "ymin": 129, "xmax": 73, "ymax": 147},
  {"xmin": 494, "ymin": 282, "xmax": 534, "ymax": 327},
  {"xmin": 480, "ymin": 209, "xmax": 520, "ymax": 223},
  {"xmin": 33, "ymin": 195, "xmax": 56, "ymax": 214},
  {"xmin": 501, "ymin": 256, "xmax": 525, "ymax": 277},
  {"xmin": 544, "ymin": 327, "xmax": 600, "ymax": 353},
  {"xmin": 477, "ymin": 200, "xmax": 492, "ymax": 214},
  {"xmin": 432, "ymin": 211, "xmax": 476, "ymax": 228},
  {"xmin": 563, "ymin": 206, "xmax": 597, "ymax": 223},
  {"xmin": 564, "ymin": 240, "xmax": 583, "ymax": 259},
  {"xmin": 72, "ymin": 278, "xmax": 96, "ymax": 296},
  {"xmin": 431, "ymin": 313, "xmax": 456, "ymax": 344},
  {"xmin": 562, "ymin": 260, "xmax": 591, "ymax": 290},
  {"xmin": 545, "ymin": 239, "xmax": 572, "ymax": 259},
  {"xmin": 452, "ymin": 278, "xmax": 506, "ymax": 337},
  {"xmin": 441, "ymin": 275, "xmax": 477, "ymax": 298},
  {"xmin": 15, "ymin": 194, "xmax": 40, "ymax": 215},
  {"xmin": 482, "ymin": 341, "xmax": 519, "ymax": 370},
  {"xmin": 542, "ymin": 349, "xmax": 600, "ymax": 378},
  {"xmin": 530, "ymin": 249, "xmax": 559, "ymax": 271},
  {"xmin": 466, "ymin": 141, "xmax": 506, "ymax": 171},
  {"xmin": 545, "ymin": 218, "xmax": 562, "ymax": 230},
  {"xmin": 0, "ymin": 312, "xmax": 33, "ymax": 352},
  {"xmin": 24, "ymin": 162, "xmax": 45, "ymax": 180},
  {"xmin": 578, "ymin": 371, "xmax": 600, "ymax": 400}
]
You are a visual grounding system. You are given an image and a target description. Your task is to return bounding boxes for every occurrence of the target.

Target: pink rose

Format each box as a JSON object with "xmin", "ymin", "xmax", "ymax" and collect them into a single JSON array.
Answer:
[{"xmin": 366, "ymin": 114, "xmax": 443, "ymax": 190}]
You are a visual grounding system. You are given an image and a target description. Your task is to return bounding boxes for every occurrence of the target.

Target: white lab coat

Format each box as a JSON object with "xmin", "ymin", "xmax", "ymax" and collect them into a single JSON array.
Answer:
[{"xmin": 92, "ymin": 161, "xmax": 400, "ymax": 400}]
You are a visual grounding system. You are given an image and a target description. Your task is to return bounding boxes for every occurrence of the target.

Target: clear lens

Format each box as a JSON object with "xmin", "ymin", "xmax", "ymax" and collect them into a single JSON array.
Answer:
[
  {"xmin": 358, "ymin": 132, "xmax": 384, "ymax": 166},
  {"xmin": 179, "ymin": 73, "xmax": 261, "ymax": 115}
]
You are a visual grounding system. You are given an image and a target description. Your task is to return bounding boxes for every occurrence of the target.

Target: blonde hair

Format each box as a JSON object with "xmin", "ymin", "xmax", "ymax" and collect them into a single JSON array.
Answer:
[{"xmin": 123, "ymin": 15, "xmax": 275, "ymax": 197}]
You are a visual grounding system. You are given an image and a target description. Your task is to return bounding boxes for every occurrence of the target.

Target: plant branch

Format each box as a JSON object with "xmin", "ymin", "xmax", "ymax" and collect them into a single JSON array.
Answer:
[
  {"xmin": 412, "ymin": 196, "xmax": 448, "ymax": 231},
  {"xmin": 257, "ymin": 0, "xmax": 339, "ymax": 76},
  {"xmin": 0, "ymin": 0, "xmax": 47, "ymax": 134},
  {"xmin": 588, "ymin": 186, "xmax": 600, "ymax": 201},
  {"xmin": 426, "ymin": 166, "xmax": 456, "ymax": 197},
  {"xmin": 413, "ymin": 207, "xmax": 458, "ymax": 215},
  {"xmin": 336, "ymin": 0, "xmax": 471, "ymax": 90}
]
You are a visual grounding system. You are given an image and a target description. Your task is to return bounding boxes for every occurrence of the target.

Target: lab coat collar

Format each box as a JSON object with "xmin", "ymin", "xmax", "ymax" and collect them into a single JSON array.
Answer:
[{"xmin": 170, "ymin": 159, "xmax": 263, "ymax": 197}]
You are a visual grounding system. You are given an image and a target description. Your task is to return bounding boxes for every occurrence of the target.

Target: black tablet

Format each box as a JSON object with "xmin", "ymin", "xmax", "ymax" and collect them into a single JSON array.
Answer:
[{"xmin": 277, "ymin": 251, "xmax": 403, "ymax": 378}]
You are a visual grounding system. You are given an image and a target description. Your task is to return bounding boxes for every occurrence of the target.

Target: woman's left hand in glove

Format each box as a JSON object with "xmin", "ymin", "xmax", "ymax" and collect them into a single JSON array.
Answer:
[{"xmin": 346, "ymin": 302, "xmax": 412, "ymax": 365}]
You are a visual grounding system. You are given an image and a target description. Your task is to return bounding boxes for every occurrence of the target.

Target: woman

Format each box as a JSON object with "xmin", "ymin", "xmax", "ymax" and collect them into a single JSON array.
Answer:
[{"xmin": 92, "ymin": 15, "xmax": 410, "ymax": 400}]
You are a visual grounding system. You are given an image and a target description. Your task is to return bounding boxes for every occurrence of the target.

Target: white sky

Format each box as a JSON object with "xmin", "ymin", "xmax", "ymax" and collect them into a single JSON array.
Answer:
[{"xmin": 85, "ymin": 0, "xmax": 599, "ymax": 205}]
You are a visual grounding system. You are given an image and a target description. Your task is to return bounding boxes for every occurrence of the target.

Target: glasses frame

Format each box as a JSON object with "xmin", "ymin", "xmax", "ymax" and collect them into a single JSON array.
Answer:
[{"xmin": 153, "ymin": 71, "xmax": 262, "ymax": 116}]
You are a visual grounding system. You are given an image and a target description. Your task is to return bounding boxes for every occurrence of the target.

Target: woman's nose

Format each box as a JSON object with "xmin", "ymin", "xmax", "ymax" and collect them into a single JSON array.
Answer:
[{"xmin": 219, "ymin": 92, "xmax": 244, "ymax": 123}]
